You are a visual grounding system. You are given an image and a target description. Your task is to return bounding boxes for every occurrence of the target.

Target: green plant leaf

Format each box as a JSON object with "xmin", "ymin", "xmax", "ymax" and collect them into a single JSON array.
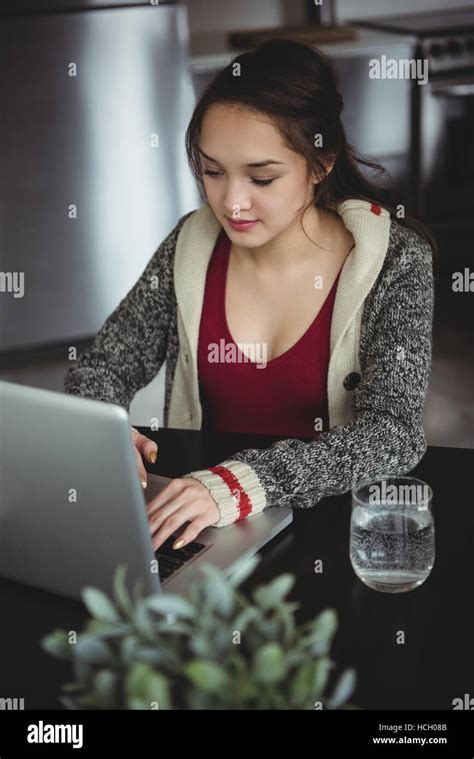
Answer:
[
  {"xmin": 232, "ymin": 674, "xmax": 259, "ymax": 704},
  {"xmin": 252, "ymin": 574, "xmax": 295, "ymax": 611},
  {"xmin": 75, "ymin": 635, "xmax": 116, "ymax": 666},
  {"xmin": 188, "ymin": 632, "xmax": 213, "ymax": 658},
  {"xmin": 113, "ymin": 565, "xmax": 133, "ymax": 617},
  {"xmin": 313, "ymin": 655, "xmax": 332, "ymax": 701},
  {"xmin": 125, "ymin": 662, "xmax": 171, "ymax": 709},
  {"xmin": 327, "ymin": 668, "xmax": 357, "ymax": 709},
  {"xmin": 213, "ymin": 626, "xmax": 235, "ymax": 655},
  {"xmin": 289, "ymin": 660, "xmax": 317, "ymax": 706},
  {"xmin": 132, "ymin": 576, "xmax": 145, "ymax": 605},
  {"xmin": 146, "ymin": 671, "xmax": 171, "ymax": 710},
  {"xmin": 278, "ymin": 607, "xmax": 296, "ymax": 646},
  {"xmin": 132, "ymin": 599, "xmax": 155, "ymax": 639},
  {"xmin": 40, "ymin": 629, "xmax": 71, "ymax": 660},
  {"xmin": 145, "ymin": 593, "xmax": 196, "ymax": 619},
  {"xmin": 258, "ymin": 618, "xmax": 281, "ymax": 640},
  {"xmin": 128, "ymin": 696, "xmax": 150, "ymax": 710},
  {"xmin": 304, "ymin": 609, "xmax": 338, "ymax": 656},
  {"xmin": 132, "ymin": 647, "xmax": 169, "ymax": 667},
  {"xmin": 253, "ymin": 642, "xmax": 286, "ymax": 684},
  {"xmin": 73, "ymin": 658, "xmax": 94, "ymax": 687},
  {"xmin": 153, "ymin": 620, "xmax": 192, "ymax": 636},
  {"xmin": 227, "ymin": 554, "xmax": 261, "ymax": 589},
  {"xmin": 84, "ymin": 620, "xmax": 130, "ymax": 638},
  {"xmin": 92, "ymin": 669, "xmax": 119, "ymax": 708},
  {"xmin": 42, "ymin": 545, "xmax": 358, "ymax": 711},
  {"xmin": 283, "ymin": 650, "xmax": 306, "ymax": 670},
  {"xmin": 233, "ymin": 606, "xmax": 262, "ymax": 633},
  {"xmin": 196, "ymin": 563, "xmax": 235, "ymax": 617},
  {"xmin": 120, "ymin": 634, "xmax": 140, "ymax": 665},
  {"xmin": 184, "ymin": 659, "xmax": 230, "ymax": 693},
  {"xmin": 81, "ymin": 587, "xmax": 120, "ymax": 623},
  {"xmin": 252, "ymin": 573, "xmax": 295, "ymax": 609}
]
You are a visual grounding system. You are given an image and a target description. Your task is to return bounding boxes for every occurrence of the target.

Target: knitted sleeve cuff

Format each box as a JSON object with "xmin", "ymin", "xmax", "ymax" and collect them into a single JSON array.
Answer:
[{"xmin": 182, "ymin": 459, "xmax": 267, "ymax": 527}]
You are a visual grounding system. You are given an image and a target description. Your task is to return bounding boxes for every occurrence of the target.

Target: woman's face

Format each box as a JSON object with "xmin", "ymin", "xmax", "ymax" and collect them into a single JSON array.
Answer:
[{"xmin": 199, "ymin": 104, "xmax": 317, "ymax": 248}]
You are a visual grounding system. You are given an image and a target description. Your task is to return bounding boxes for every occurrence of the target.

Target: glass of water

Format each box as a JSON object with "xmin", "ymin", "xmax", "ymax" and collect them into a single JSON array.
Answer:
[{"xmin": 350, "ymin": 475, "xmax": 435, "ymax": 593}]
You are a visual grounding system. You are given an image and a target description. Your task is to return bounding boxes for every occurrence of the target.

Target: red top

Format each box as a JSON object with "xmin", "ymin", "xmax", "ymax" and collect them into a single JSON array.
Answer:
[{"xmin": 197, "ymin": 230, "xmax": 341, "ymax": 438}]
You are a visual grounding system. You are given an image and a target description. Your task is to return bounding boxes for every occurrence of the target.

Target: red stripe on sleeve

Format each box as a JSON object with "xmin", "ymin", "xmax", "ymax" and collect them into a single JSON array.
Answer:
[{"xmin": 208, "ymin": 465, "xmax": 253, "ymax": 520}]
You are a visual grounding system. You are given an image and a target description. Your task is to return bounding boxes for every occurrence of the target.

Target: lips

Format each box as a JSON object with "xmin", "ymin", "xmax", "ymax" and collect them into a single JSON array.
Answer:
[
  {"xmin": 226, "ymin": 218, "xmax": 259, "ymax": 232},
  {"xmin": 226, "ymin": 217, "xmax": 258, "ymax": 223}
]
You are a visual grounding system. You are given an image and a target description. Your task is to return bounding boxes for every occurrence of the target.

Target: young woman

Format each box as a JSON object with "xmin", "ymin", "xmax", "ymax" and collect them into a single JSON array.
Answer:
[{"xmin": 65, "ymin": 40, "xmax": 436, "ymax": 552}]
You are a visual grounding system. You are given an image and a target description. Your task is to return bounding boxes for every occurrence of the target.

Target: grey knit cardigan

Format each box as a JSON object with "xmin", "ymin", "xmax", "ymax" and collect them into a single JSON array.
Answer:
[{"xmin": 64, "ymin": 200, "xmax": 435, "ymax": 527}]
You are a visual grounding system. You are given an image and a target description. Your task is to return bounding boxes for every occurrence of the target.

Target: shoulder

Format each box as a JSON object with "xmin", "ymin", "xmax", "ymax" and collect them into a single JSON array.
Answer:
[
  {"xmin": 360, "ymin": 216, "xmax": 436, "ymax": 313},
  {"xmin": 175, "ymin": 201, "xmax": 222, "ymax": 242},
  {"xmin": 362, "ymin": 216, "xmax": 435, "ymax": 323},
  {"xmin": 382, "ymin": 218, "xmax": 435, "ymax": 283},
  {"xmin": 155, "ymin": 203, "xmax": 221, "ymax": 254},
  {"xmin": 148, "ymin": 208, "xmax": 199, "ymax": 266},
  {"xmin": 337, "ymin": 199, "xmax": 434, "ymax": 281},
  {"xmin": 164, "ymin": 208, "xmax": 198, "ymax": 245}
]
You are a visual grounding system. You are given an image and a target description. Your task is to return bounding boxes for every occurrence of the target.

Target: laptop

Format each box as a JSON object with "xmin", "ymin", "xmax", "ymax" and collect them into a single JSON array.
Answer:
[{"xmin": 0, "ymin": 380, "xmax": 293, "ymax": 601}]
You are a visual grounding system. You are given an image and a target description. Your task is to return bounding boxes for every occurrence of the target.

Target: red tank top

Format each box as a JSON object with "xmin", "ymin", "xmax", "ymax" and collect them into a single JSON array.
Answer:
[{"xmin": 197, "ymin": 230, "xmax": 341, "ymax": 437}]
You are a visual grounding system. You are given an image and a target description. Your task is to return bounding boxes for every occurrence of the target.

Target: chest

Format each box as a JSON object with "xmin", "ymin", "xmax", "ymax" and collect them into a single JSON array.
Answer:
[{"xmin": 225, "ymin": 249, "xmax": 349, "ymax": 363}]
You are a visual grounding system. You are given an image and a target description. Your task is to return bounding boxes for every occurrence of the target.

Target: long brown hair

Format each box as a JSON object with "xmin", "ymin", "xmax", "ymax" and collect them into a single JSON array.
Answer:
[{"xmin": 185, "ymin": 38, "xmax": 438, "ymax": 270}]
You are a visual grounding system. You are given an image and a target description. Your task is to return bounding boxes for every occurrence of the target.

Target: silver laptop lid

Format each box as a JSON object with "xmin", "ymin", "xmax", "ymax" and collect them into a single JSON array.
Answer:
[{"xmin": 0, "ymin": 380, "xmax": 160, "ymax": 601}]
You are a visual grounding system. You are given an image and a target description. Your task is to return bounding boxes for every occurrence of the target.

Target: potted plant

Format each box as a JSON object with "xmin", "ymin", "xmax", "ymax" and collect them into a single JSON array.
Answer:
[{"xmin": 41, "ymin": 555, "xmax": 357, "ymax": 710}]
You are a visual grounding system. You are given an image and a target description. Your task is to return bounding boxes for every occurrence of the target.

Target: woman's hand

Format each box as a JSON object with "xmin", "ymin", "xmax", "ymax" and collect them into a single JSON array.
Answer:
[
  {"xmin": 130, "ymin": 426, "xmax": 158, "ymax": 490},
  {"xmin": 146, "ymin": 477, "xmax": 220, "ymax": 551}
]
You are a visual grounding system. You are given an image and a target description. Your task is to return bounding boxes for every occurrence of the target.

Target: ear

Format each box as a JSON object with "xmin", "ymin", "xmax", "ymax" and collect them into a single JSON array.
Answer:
[
  {"xmin": 325, "ymin": 159, "xmax": 335, "ymax": 175},
  {"xmin": 322, "ymin": 157, "xmax": 336, "ymax": 178},
  {"xmin": 311, "ymin": 157, "xmax": 336, "ymax": 185}
]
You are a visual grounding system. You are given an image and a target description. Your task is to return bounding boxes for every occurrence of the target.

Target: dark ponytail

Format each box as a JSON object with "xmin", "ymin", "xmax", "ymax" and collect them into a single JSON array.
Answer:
[{"xmin": 185, "ymin": 38, "xmax": 438, "ymax": 269}]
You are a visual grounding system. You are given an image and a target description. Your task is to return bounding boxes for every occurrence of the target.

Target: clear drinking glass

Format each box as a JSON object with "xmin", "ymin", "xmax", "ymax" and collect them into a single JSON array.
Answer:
[{"xmin": 350, "ymin": 475, "xmax": 435, "ymax": 593}]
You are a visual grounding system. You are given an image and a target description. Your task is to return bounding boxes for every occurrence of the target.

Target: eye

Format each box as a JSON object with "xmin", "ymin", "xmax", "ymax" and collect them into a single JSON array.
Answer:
[
  {"xmin": 202, "ymin": 170, "xmax": 221, "ymax": 179},
  {"xmin": 202, "ymin": 170, "xmax": 275, "ymax": 187},
  {"xmin": 252, "ymin": 178, "xmax": 274, "ymax": 187}
]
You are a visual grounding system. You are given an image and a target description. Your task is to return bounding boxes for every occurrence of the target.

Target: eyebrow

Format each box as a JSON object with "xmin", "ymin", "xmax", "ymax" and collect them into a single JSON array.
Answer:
[{"xmin": 198, "ymin": 148, "xmax": 285, "ymax": 168}]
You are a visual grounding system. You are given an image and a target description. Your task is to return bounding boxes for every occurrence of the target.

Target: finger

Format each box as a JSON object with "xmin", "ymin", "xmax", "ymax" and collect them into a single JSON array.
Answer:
[
  {"xmin": 148, "ymin": 491, "xmax": 196, "ymax": 536},
  {"xmin": 171, "ymin": 518, "xmax": 209, "ymax": 550},
  {"xmin": 145, "ymin": 440, "xmax": 158, "ymax": 465},
  {"xmin": 146, "ymin": 479, "xmax": 187, "ymax": 519},
  {"xmin": 134, "ymin": 446, "xmax": 148, "ymax": 489},
  {"xmin": 151, "ymin": 505, "xmax": 200, "ymax": 551},
  {"xmin": 134, "ymin": 431, "xmax": 158, "ymax": 465}
]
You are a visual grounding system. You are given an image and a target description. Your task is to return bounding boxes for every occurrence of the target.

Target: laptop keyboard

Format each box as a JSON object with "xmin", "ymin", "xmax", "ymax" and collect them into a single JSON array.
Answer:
[{"xmin": 155, "ymin": 537, "xmax": 206, "ymax": 582}]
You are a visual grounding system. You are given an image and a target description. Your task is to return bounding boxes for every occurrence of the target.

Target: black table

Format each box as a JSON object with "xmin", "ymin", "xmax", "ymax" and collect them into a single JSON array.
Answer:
[{"xmin": 1, "ymin": 428, "xmax": 473, "ymax": 710}]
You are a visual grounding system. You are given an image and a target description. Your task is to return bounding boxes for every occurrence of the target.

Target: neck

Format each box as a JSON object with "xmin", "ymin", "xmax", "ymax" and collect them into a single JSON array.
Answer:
[{"xmin": 229, "ymin": 206, "xmax": 343, "ymax": 273}]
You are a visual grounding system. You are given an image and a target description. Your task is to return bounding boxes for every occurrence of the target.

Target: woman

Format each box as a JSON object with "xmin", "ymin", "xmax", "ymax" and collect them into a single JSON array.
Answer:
[{"xmin": 64, "ymin": 40, "xmax": 436, "ymax": 553}]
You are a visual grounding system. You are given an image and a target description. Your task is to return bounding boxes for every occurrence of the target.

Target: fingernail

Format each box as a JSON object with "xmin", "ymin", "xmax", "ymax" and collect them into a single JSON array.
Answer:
[
  {"xmin": 141, "ymin": 480, "xmax": 147, "ymax": 489},
  {"xmin": 173, "ymin": 539, "xmax": 185, "ymax": 550},
  {"xmin": 149, "ymin": 451, "xmax": 157, "ymax": 464}
]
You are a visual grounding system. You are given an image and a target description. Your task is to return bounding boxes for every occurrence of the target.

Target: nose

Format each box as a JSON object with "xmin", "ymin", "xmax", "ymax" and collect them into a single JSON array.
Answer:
[{"xmin": 222, "ymin": 179, "xmax": 252, "ymax": 219}]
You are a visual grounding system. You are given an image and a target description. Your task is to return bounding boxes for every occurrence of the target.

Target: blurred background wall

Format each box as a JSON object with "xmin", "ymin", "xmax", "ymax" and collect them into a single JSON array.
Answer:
[{"xmin": 1, "ymin": 0, "xmax": 473, "ymax": 446}]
